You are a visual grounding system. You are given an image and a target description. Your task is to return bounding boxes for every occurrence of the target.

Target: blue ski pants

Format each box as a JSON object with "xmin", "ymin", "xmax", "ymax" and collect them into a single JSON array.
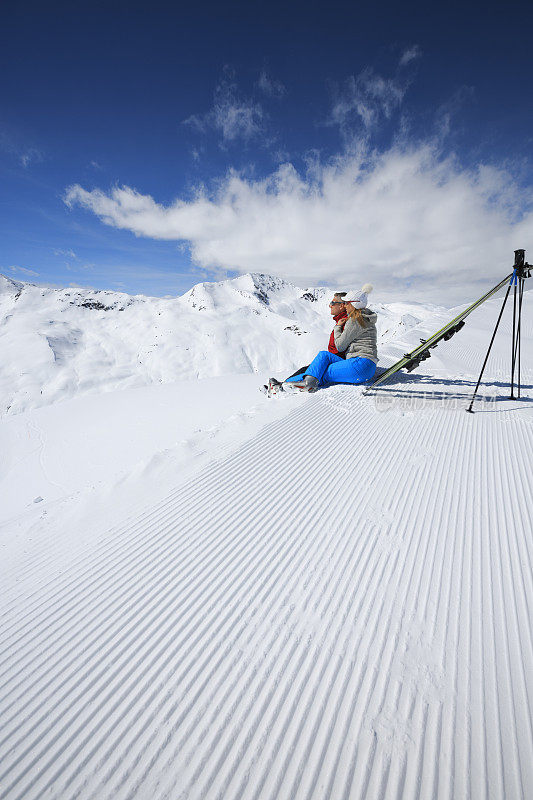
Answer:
[{"xmin": 285, "ymin": 351, "xmax": 376, "ymax": 387}]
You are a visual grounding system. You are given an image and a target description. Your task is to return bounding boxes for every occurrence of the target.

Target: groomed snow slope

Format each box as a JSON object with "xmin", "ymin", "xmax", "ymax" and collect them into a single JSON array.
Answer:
[{"xmin": 1, "ymin": 290, "xmax": 533, "ymax": 800}]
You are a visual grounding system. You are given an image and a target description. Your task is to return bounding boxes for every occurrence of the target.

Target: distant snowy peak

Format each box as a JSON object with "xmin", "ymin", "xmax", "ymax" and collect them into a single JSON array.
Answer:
[
  {"xmin": 248, "ymin": 273, "xmax": 292, "ymax": 293},
  {"xmin": 183, "ymin": 272, "xmax": 328, "ymax": 313},
  {"xmin": 0, "ymin": 274, "xmax": 24, "ymax": 295},
  {"xmin": 64, "ymin": 290, "xmax": 136, "ymax": 312},
  {"xmin": 0, "ymin": 271, "xmax": 326, "ymax": 309},
  {"xmin": 244, "ymin": 273, "xmax": 329, "ymax": 305},
  {"xmin": 0, "ymin": 274, "xmax": 140, "ymax": 313}
]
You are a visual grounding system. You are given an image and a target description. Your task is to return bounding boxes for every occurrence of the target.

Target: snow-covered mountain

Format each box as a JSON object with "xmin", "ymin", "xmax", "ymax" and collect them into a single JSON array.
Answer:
[{"xmin": 0, "ymin": 272, "xmax": 443, "ymax": 415}]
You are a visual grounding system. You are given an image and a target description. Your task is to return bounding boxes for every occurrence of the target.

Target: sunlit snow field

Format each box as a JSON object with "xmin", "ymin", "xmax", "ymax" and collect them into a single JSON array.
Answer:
[{"xmin": 1, "ymin": 272, "xmax": 532, "ymax": 800}]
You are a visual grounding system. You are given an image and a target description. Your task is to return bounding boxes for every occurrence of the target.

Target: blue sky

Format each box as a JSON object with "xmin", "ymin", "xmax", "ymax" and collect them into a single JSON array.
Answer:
[{"xmin": 2, "ymin": 0, "xmax": 533, "ymax": 303}]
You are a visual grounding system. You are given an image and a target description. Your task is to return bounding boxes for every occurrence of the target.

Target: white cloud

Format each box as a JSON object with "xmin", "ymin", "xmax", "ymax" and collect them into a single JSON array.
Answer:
[
  {"xmin": 54, "ymin": 248, "xmax": 78, "ymax": 259},
  {"xmin": 213, "ymin": 98, "xmax": 263, "ymax": 143},
  {"xmin": 330, "ymin": 67, "xmax": 408, "ymax": 135},
  {"xmin": 0, "ymin": 129, "xmax": 43, "ymax": 168},
  {"xmin": 8, "ymin": 265, "xmax": 39, "ymax": 277},
  {"xmin": 183, "ymin": 114, "xmax": 207, "ymax": 135},
  {"xmin": 20, "ymin": 148, "xmax": 43, "ymax": 168},
  {"xmin": 184, "ymin": 67, "xmax": 265, "ymax": 145},
  {"xmin": 64, "ymin": 142, "xmax": 533, "ymax": 305},
  {"xmin": 400, "ymin": 46, "xmax": 422, "ymax": 67},
  {"xmin": 257, "ymin": 70, "xmax": 286, "ymax": 98},
  {"xmin": 434, "ymin": 86, "xmax": 476, "ymax": 142},
  {"xmin": 328, "ymin": 52, "xmax": 422, "ymax": 140}
]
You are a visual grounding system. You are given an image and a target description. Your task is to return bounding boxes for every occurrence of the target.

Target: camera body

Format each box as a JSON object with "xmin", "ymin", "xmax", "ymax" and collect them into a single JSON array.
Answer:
[{"xmin": 514, "ymin": 249, "xmax": 532, "ymax": 278}]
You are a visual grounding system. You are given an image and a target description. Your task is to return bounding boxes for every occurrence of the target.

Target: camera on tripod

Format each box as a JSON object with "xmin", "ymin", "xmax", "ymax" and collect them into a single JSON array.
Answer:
[{"xmin": 514, "ymin": 249, "xmax": 532, "ymax": 278}]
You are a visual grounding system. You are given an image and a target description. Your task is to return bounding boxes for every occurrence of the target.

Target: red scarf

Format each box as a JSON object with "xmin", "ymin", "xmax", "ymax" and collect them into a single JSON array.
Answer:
[{"xmin": 328, "ymin": 312, "xmax": 348, "ymax": 354}]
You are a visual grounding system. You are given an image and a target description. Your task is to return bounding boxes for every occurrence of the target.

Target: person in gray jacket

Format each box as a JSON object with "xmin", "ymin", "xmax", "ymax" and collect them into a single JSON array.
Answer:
[{"xmin": 282, "ymin": 284, "xmax": 377, "ymax": 392}]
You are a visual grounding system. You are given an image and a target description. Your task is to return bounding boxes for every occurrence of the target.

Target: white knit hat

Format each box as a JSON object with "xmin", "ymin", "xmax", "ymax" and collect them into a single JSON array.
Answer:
[{"xmin": 338, "ymin": 283, "xmax": 373, "ymax": 308}]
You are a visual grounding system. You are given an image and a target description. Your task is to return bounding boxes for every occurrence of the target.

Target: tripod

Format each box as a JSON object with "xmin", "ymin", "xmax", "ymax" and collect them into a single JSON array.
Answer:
[{"xmin": 467, "ymin": 249, "xmax": 531, "ymax": 413}]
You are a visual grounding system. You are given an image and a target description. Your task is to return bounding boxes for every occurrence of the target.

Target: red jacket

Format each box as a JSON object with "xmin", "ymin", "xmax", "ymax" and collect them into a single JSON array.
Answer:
[{"xmin": 328, "ymin": 313, "xmax": 348, "ymax": 355}]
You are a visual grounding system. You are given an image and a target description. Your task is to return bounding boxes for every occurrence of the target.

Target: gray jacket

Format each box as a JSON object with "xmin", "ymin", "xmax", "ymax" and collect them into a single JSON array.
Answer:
[{"xmin": 334, "ymin": 309, "xmax": 378, "ymax": 363}]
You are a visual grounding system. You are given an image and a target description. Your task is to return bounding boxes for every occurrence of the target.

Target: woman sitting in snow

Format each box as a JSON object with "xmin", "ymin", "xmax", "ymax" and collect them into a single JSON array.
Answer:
[{"xmin": 269, "ymin": 284, "xmax": 377, "ymax": 393}]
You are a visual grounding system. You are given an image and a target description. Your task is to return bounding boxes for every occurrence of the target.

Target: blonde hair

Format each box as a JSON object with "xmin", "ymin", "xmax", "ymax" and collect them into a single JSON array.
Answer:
[
  {"xmin": 335, "ymin": 292, "xmax": 367, "ymax": 327},
  {"xmin": 346, "ymin": 304, "xmax": 367, "ymax": 328}
]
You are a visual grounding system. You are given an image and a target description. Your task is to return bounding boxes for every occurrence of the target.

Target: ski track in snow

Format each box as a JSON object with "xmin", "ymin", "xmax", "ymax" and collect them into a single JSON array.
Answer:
[
  {"xmin": 1, "ymin": 294, "xmax": 533, "ymax": 799},
  {"xmin": 1, "ymin": 393, "xmax": 533, "ymax": 799}
]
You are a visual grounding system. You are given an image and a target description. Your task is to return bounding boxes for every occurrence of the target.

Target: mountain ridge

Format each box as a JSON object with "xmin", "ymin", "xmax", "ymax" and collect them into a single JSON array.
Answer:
[{"xmin": 0, "ymin": 271, "xmax": 442, "ymax": 415}]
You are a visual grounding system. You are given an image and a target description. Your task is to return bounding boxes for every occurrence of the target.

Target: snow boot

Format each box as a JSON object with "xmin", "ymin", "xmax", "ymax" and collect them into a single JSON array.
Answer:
[
  {"xmin": 284, "ymin": 375, "xmax": 319, "ymax": 393},
  {"xmin": 261, "ymin": 377, "xmax": 284, "ymax": 397},
  {"xmin": 268, "ymin": 377, "xmax": 284, "ymax": 396}
]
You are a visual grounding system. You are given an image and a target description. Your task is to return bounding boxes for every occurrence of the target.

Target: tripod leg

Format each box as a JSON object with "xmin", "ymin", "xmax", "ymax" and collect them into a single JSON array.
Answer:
[
  {"xmin": 467, "ymin": 285, "xmax": 512, "ymax": 413},
  {"xmin": 517, "ymin": 276, "xmax": 525, "ymax": 398},
  {"xmin": 511, "ymin": 276, "xmax": 517, "ymax": 398}
]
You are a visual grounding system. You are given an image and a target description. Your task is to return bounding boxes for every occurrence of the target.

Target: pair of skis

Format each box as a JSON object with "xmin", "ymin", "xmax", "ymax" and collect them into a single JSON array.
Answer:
[{"xmin": 367, "ymin": 271, "xmax": 514, "ymax": 389}]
